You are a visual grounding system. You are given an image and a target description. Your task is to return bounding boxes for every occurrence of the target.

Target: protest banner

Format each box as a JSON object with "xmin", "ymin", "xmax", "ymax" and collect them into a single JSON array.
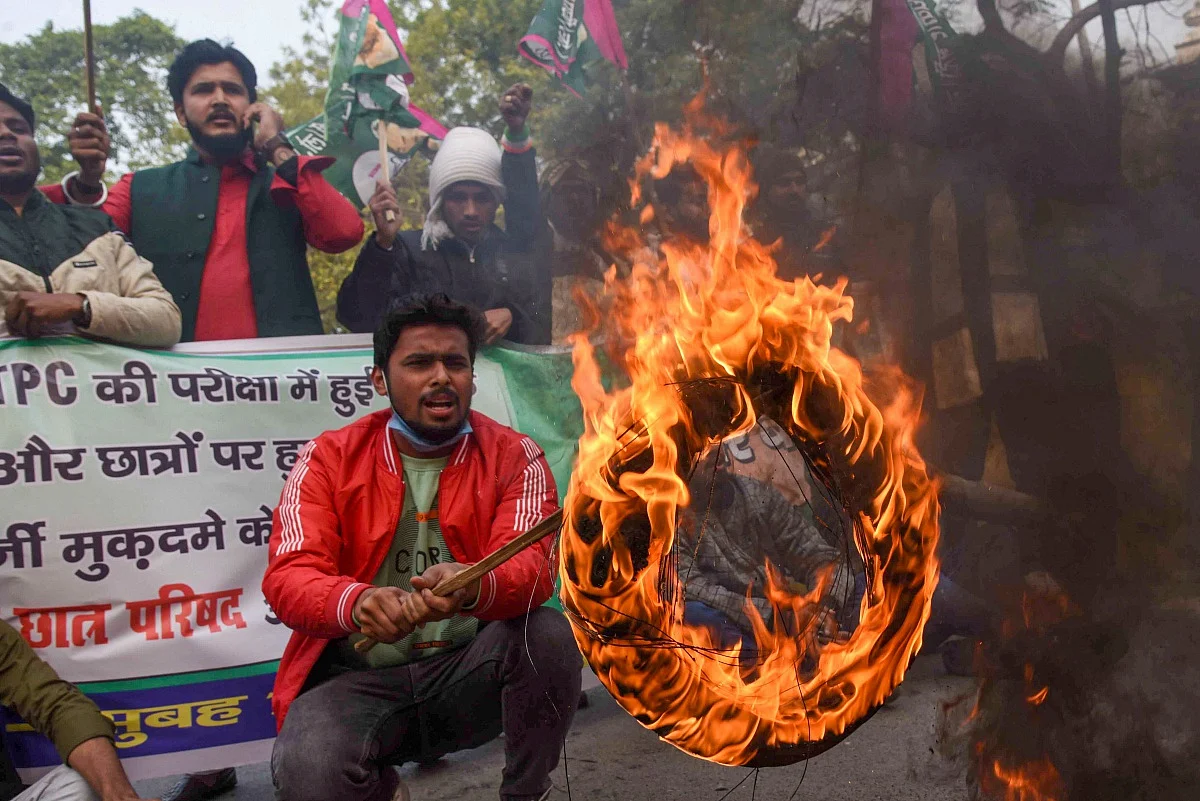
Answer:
[{"xmin": 0, "ymin": 334, "xmax": 581, "ymax": 781}]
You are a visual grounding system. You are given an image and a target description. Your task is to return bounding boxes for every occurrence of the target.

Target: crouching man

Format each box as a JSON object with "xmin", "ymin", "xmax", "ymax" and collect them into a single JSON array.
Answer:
[{"xmin": 263, "ymin": 293, "xmax": 581, "ymax": 801}]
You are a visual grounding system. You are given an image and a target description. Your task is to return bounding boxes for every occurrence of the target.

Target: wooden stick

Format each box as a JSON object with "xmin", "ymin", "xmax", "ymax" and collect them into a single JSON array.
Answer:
[
  {"xmin": 82, "ymin": 0, "xmax": 97, "ymax": 114},
  {"xmin": 377, "ymin": 123, "xmax": 396, "ymax": 222},
  {"xmin": 939, "ymin": 474, "xmax": 1045, "ymax": 525},
  {"xmin": 354, "ymin": 508, "xmax": 564, "ymax": 653}
]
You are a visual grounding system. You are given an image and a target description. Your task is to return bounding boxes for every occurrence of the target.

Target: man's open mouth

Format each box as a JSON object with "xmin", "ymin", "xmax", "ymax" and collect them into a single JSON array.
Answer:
[
  {"xmin": 423, "ymin": 394, "xmax": 458, "ymax": 414},
  {"xmin": 0, "ymin": 148, "xmax": 24, "ymax": 166}
]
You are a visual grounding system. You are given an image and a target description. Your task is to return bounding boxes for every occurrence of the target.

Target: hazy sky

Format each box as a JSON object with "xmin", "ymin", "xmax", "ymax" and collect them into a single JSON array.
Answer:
[
  {"xmin": 2, "ymin": 0, "xmax": 1195, "ymax": 89},
  {"xmin": 0, "ymin": 0, "xmax": 311, "ymax": 79}
]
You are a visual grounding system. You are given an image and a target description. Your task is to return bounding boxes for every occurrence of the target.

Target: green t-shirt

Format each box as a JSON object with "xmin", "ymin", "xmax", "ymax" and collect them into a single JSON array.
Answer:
[{"xmin": 344, "ymin": 453, "xmax": 480, "ymax": 669}]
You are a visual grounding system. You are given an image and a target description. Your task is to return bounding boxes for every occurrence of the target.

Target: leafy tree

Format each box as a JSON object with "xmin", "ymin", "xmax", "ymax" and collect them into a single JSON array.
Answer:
[
  {"xmin": 398, "ymin": 0, "xmax": 553, "ymax": 131},
  {"xmin": 264, "ymin": 0, "xmax": 877, "ymax": 330},
  {"xmin": 0, "ymin": 12, "xmax": 185, "ymax": 182}
]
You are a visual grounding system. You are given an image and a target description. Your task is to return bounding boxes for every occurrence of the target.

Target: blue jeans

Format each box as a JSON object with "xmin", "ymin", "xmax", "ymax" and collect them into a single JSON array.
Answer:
[{"xmin": 845, "ymin": 571, "xmax": 993, "ymax": 642}]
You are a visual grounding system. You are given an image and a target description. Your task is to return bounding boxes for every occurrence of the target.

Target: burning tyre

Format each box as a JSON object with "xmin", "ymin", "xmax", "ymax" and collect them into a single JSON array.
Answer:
[{"xmin": 558, "ymin": 105, "xmax": 942, "ymax": 766}]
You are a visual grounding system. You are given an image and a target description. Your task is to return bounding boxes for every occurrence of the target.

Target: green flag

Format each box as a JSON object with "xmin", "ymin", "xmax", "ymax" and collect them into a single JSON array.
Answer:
[
  {"xmin": 289, "ymin": 0, "xmax": 447, "ymax": 208},
  {"xmin": 519, "ymin": 0, "xmax": 628, "ymax": 96}
]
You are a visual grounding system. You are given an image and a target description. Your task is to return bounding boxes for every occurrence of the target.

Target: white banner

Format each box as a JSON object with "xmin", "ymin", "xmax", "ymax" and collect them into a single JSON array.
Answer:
[{"xmin": 0, "ymin": 334, "xmax": 524, "ymax": 780}]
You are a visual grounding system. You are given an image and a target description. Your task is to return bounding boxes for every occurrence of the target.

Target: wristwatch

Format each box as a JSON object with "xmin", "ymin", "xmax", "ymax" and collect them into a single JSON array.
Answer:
[
  {"xmin": 258, "ymin": 132, "xmax": 294, "ymax": 162},
  {"xmin": 74, "ymin": 295, "xmax": 92, "ymax": 329}
]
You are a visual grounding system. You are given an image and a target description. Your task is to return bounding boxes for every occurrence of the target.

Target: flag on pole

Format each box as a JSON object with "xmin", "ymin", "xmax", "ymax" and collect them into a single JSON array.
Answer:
[
  {"xmin": 519, "ymin": 0, "xmax": 628, "ymax": 96},
  {"xmin": 326, "ymin": 0, "xmax": 417, "ymax": 141},
  {"xmin": 869, "ymin": 0, "xmax": 965, "ymax": 136},
  {"xmin": 288, "ymin": 0, "xmax": 447, "ymax": 208}
]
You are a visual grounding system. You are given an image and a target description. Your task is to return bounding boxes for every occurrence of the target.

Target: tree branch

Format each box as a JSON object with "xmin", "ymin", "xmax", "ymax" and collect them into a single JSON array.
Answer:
[
  {"xmin": 976, "ymin": 0, "xmax": 1047, "ymax": 65},
  {"xmin": 1048, "ymin": 0, "xmax": 1165, "ymax": 64},
  {"xmin": 1098, "ymin": 0, "xmax": 1123, "ymax": 174}
]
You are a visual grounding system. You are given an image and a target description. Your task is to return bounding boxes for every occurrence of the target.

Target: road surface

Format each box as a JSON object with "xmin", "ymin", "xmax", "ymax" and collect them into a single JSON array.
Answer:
[{"xmin": 135, "ymin": 655, "xmax": 975, "ymax": 801}]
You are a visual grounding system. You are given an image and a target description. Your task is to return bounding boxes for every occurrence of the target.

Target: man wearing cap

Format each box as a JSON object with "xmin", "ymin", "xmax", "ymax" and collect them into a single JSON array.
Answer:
[
  {"xmin": 337, "ymin": 84, "xmax": 549, "ymax": 345},
  {"xmin": 0, "ymin": 83, "xmax": 180, "ymax": 346},
  {"xmin": 536, "ymin": 159, "xmax": 625, "ymax": 343}
]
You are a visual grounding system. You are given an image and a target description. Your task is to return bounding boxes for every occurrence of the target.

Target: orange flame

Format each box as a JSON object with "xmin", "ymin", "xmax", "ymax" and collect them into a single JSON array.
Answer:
[
  {"xmin": 967, "ymin": 584, "xmax": 1078, "ymax": 798},
  {"xmin": 1022, "ymin": 664, "xmax": 1049, "ymax": 706},
  {"xmin": 558, "ymin": 99, "xmax": 940, "ymax": 765},
  {"xmin": 812, "ymin": 226, "xmax": 837, "ymax": 253},
  {"xmin": 983, "ymin": 757, "xmax": 1064, "ymax": 801}
]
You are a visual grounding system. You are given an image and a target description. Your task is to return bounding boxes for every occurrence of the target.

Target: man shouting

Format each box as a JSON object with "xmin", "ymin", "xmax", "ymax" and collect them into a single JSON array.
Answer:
[
  {"xmin": 1, "ymin": 84, "xmax": 180, "ymax": 346},
  {"xmin": 263, "ymin": 293, "xmax": 580, "ymax": 801}
]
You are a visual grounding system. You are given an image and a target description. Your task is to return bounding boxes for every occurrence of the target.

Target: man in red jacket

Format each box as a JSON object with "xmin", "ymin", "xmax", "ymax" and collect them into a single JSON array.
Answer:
[{"xmin": 263, "ymin": 293, "xmax": 581, "ymax": 801}]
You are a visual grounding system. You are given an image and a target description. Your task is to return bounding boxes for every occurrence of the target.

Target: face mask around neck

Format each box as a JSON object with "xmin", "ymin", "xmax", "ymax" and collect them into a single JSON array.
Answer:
[{"xmin": 388, "ymin": 410, "xmax": 472, "ymax": 454}]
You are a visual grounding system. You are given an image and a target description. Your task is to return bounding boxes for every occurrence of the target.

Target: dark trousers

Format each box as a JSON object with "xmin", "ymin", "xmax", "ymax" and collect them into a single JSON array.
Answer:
[{"xmin": 272, "ymin": 608, "xmax": 582, "ymax": 801}]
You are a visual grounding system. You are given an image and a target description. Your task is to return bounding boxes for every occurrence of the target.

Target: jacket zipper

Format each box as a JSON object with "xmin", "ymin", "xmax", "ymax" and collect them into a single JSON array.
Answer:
[{"xmin": 14, "ymin": 213, "xmax": 53, "ymax": 291}]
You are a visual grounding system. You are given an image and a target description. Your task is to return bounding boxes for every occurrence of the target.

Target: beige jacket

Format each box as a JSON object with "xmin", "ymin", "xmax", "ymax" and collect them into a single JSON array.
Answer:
[{"xmin": 1, "ymin": 229, "xmax": 181, "ymax": 348}]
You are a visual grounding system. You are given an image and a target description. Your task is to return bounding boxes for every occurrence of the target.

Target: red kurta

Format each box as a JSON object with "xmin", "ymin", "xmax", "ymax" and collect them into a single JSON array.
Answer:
[
  {"xmin": 41, "ymin": 152, "xmax": 365, "ymax": 341},
  {"xmin": 192, "ymin": 159, "xmax": 258, "ymax": 340}
]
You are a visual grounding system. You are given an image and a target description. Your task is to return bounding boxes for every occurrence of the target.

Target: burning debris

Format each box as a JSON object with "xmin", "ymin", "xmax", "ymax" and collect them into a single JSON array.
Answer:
[{"xmin": 931, "ymin": 536, "xmax": 1200, "ymax": 801}]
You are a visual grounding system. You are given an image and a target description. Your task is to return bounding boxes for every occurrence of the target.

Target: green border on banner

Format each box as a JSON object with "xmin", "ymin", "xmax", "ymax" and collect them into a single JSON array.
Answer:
[
  {"xmin": 76, "ymin": 660, "xmax": 281, "ymax": 694},
  {"xmin": 0, "ymin": 336, "xmax": 372, "ymax": 362}
]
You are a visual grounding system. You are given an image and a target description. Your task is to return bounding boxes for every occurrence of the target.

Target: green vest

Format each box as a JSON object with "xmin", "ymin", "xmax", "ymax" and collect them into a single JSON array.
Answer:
[{"xmin": 128, "ymin": 148, "xmax": 322, "ymax": 341}]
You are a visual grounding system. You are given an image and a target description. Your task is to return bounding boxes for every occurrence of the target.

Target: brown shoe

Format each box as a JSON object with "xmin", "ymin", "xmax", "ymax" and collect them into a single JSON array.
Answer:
[{"xmin": 161, "ymin": 768, "xmax": 238, "ymax": 801}]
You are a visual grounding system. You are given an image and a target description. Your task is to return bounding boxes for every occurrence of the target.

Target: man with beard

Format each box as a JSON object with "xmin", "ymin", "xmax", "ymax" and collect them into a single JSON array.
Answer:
[
  {"xmin": 264, "ymin": 293, "xmax": 580, "ymax": 801},
  {"xmin": 536, "ymin": 159, "xmax": 619, "ymax": 343},
  {"xmin": 652, "ymin": 164, "xmax": 710, "ymax": 244},
  {"xmin": 1, "ymin": 84, "xmax": 180, "ymax": 346},
  {"xmin": 748, "ymin": 145, "xmax": 820, "ymax": 281},
  {"xmin": 44, "ymin": 39, "xmax": 364, "ymax": 341}
]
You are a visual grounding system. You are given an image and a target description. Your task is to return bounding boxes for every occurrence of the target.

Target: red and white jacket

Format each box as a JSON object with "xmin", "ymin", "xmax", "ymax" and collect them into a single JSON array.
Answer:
[{"xmin": 262, "ymin": 409, "xmax": 558, "ymax": 727}]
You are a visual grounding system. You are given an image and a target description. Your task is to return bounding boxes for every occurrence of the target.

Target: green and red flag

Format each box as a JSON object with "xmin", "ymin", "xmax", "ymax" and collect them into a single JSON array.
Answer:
[
  {"xmin": 289, "ymin": 0, "xmax": 447, "ymax": 208},
  {"xmin": 869, "ymin": 0, "xmax": 966, "ymax": 136},
  {"xmin": 519, "ymin": 0, "xmax": 628, "ymax": 96}
]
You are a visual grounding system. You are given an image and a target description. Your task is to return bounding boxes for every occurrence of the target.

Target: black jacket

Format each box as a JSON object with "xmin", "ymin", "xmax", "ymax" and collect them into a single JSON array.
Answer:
[{"xmin": 337, "ymin": 147, "xmax": 550, "ymax": 344}]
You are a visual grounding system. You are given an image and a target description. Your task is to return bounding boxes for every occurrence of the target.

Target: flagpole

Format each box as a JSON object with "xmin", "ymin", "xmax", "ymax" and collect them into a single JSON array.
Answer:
[
  {"xmin": 82, "ymin": 0, "xmax": 98, "ymax": 113},
  {"xmin": 377, "ymin": 123, "xmax": 396, "ymax": 221}
]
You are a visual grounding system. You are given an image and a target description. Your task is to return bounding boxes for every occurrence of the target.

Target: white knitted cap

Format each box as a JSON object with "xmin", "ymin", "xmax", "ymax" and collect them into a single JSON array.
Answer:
[{"xmin": 421, "ymin": 127, "xmax": 506, "ymax": 251}]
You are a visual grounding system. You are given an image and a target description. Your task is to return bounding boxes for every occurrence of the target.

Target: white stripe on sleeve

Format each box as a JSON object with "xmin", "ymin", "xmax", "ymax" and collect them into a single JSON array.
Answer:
[
  {"xmin": 277, "ymin": 441, "xmax": 316, "ymax": 555},
  {"xmin": 515, "ymin": 438, "xmax": 548, "ymax": 532}
]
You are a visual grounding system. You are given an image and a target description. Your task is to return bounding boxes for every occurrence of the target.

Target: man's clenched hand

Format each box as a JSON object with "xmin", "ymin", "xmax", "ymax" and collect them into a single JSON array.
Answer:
[
  {"xmin": 352, "ymin": 587, "xmax": 414, "ymax": 644},
  {"xmin": 481, "ymin": 308, "xmax": 512, "ymax": 344},
  {"xmin": 402, "ymin": 562, "xmax": 480, "ymax": 630},
  {"xmin": 499, "ymin": 83, "xmax": 533, "ymax": 136},
  {"xmin": 369, "ymin": 180, "xmax": 402, "ymax": 249},
  {"xmin": 5, "ymin": 292, "xmax": 85, "ymax": 338},
  {"xmin": 67, "ymin": 108, "xmax": 110, "ymax": 190}
]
